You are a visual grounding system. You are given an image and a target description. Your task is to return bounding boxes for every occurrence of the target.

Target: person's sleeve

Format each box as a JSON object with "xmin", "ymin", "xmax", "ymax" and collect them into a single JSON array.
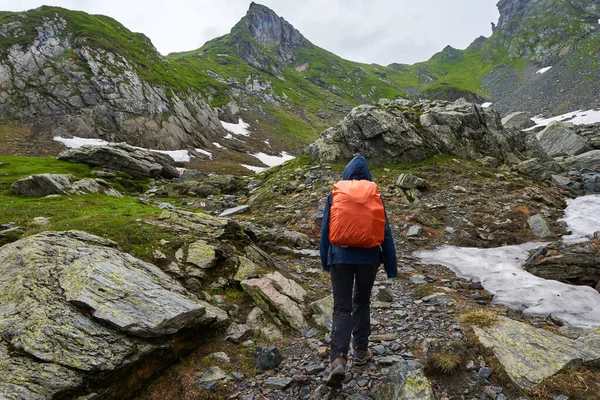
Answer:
[
  {"xmin": 381, "ymin": 200, "xmax": 397, "ymax": 278},
  {"xmin": 320, "ymin": 193, "xmax": 332, "ymax": 271}
]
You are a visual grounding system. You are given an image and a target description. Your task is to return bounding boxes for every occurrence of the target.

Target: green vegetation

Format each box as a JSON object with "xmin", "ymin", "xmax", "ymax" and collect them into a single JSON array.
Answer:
[
  {"xmin": 459, "ymin": 310, "xmax": 499, "ymax": 328},
  {"xmin": 0, "ymin": 156, "xmax": 182, "ymax": 260}
]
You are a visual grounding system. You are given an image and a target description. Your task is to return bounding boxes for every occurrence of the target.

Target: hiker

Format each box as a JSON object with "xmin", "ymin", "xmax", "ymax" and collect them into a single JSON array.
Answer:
[{"xmin": 319, "ymin": 155, "xmax": 397, "ymax": 389}]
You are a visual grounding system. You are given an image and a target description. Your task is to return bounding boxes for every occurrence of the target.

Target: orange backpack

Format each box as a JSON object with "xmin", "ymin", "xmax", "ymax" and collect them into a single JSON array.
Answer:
[{"xmin": 329, "ymin": 180, "xmax": 386, "ymax": 248}]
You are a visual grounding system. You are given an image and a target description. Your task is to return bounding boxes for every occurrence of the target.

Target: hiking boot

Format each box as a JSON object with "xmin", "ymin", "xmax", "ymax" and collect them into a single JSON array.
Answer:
[
  {"xmin": 326, "ymin": 355, "xmax": 347, "ymax": 389},
  {"xmin": 353, "ymin": 348, "xmax": 373, "ymax": 366}
]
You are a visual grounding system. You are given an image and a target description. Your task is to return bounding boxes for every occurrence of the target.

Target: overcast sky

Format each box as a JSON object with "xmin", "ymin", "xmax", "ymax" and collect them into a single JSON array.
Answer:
[{"xmin": 0, "ymin": 0, "xmax": 500, "ymax": 65}]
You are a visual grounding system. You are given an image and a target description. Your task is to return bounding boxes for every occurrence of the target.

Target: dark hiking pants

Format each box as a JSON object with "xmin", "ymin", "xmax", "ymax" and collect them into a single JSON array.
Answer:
[{"xmin": 329, "ymin": 263, "xmax": 379, "ymax": 361}]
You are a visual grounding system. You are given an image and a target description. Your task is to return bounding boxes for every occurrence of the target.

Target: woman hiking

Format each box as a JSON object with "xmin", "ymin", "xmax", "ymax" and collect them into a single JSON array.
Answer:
[{"xmin": 319, "ymin": 155, "xmax": 398, "ymax": 389}]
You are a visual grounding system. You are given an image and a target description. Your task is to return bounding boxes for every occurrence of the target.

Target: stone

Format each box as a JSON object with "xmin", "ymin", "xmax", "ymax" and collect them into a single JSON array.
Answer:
[
  {"xmin": 373, "ymin": 360, "xmax": 434, "ymax": 400},
  {"xmin": 308, "ymin": 295, "xmax": 334, "ymax": 331},
  {"xmin": 33, "ymin": 217, "xmax": 50, "ymax": 225},
  {"xmin": 559, "ymin": 150, "xmax": 600, "ymax": 171},
  {"xmin": 0, "ymin": 231, "xmax": 228, "ymax": 398},
  {"xmin": 407, "ymin": 225, "xmax": 423, "ymax": 237},
  {"xmin": 267, "ymin": 271, "xmax": 307, "ymax": 303},
  {"xmin": 254, "ymin": 345, "xmax": 283, "ymax": 371},
  {"xmin": 208, "ymin": 352, "xmax": 231, "ymax": 363},
  {"xmin": 282, "ymin": 229, "xmax": 312, "ymax": 248},
  {"xmin": 186, "ymin": 240, "xmax": 217, "ymax": 270},
  {"xmin": 263, "ymin": 377, "xmax": 293, "ymax": 389},
  {"xmin": 473, "ymin": 317, "xmax": 600, "ymax": 388},
  {"xmin": 58, "ymin": 143, "xmax": 179, "ymax": 179},
  {"xmin": 11, "ymin": 174, "xmax": 72, "ymax": 196},
  {"xmin": 528, "ymin": 214, "xmax": 555, "ymax": 238},
  {"xmin": 516, "ymin": 158, "xmax": 562, "ymax": 181},
  {"xmin": 396, "ymin": 173, "xmax": 428, "ymax": 190},
  {"xmin": 376, "ymin": 286, "xmax": 395, "ymax": 302},
  {"xmin": 246, "ymin": 307, "xmax": 283, "ymax": 341},
  {"xmin": 197, "ymin": 366, "xmax": 227, "ymax": 383},
  {"xmin": 501, "ymin": 112, "xmax": 535, "ymax": 130},
  {"xmin": 68, "ymin": 178, "xmax": 122, "ymax": 197},
  {"xmin": 233, "ymin": 256, "xmax": 260, "ymax": 282},
  {"xmin": 536, "ymin": 122, "xmax": 590, "ymax": 158},
  {"xmin": 225, "ymin": 323, "xmax": 253, "ymax": 343}
]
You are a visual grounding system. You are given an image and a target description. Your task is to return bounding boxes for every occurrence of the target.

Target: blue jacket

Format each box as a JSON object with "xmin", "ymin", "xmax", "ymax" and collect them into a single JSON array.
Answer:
[{"xmin": 320, "ymin": 156, "xmax": 398, "ymax": 278}]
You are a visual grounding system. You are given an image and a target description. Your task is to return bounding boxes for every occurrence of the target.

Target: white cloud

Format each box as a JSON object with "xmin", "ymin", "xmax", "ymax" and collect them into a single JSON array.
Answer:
[{"xmin": 3, "ymin": 0, "xmax": 499, "ymax": 65}]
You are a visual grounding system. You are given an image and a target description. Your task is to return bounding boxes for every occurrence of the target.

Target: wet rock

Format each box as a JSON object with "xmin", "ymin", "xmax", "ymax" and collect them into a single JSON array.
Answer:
[
  {"xmin": 372, "ymin": 360, "xmax": 434, "ymax": 400},
  {"xmin": 473, "ymin": 317, "xmax": 600, "ymax": 388},
  {"xmin": 254, "ymin": 345, "xmax": 283, "ymax": 371}
]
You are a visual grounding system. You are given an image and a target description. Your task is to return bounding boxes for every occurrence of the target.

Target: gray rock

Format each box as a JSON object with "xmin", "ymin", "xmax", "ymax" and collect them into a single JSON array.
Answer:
[
  {"xmin": 501, "ymin": 112, "xmax": 535, "ymax": 130},
  {"xmin": 246, "ymin": 307, "xmax": 283, "ymax": 341},
  {"xmin": 536, "ymin": 122, "xmax": 590, "ymax": 157},
  {"xmin": 58, "ymin": 143, "xmax": 179, "ymax": 179},
  {"xmin": 473, "ymin": 317, "xmax": 600, "ymax": 388},
  {"xmin": 11, "ymin": 174, "xmax": 72, "ymax": 196},
  {"xmin": 407, "ymin": 225, "xmax": 423, "ymax": 237},
  {"xmin": 528, "ymin": 214, "xmax": 555, "ymax": 238},
  {"xmin": 376, "ymin": 287, "xmax": 395, "ymax": 302},
  {"xmin": 559, "ymin": 150, "xmax": 600, "ymax": 170},
  {"xmin": 263, "ymin": 377, "xmax": 293, "ymax": 389},
  {"xmin": 372, "ymin": 360, "xmax": 434, "ymax": 400},
  {"xmin": 0, "ymin": 230, "xmax": 228, "ymax": 398},
  {"xmin": 197, "ymin": 366, "xmax": 227, "ymax": 383},
  {"xmin": 254, "ymin": 345, "xmax": 283, "ymax": 371},
  {"xmin": 225, "ymin": 323, "xmax": 253, "ymax": 343},
  {"xmin": 516, "ymin": 158, "xmax": 562, "ymax": 181},
  {"xmin": 308, "ymin": 295, "xmax": 334, "ymax": 331},
  {"xmin": 396, "ymin": 173, "xmax": 428, "ymax": 190}
]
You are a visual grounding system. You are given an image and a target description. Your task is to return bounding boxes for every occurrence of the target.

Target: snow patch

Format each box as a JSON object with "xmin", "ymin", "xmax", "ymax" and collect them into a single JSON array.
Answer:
[
  {"xmin": 481, "ymin": 102, "xmax": 493, "ymax": 108},
  {"xmin": 241, "ymin": 164, "xmax": 266, "ymax": 173},
  {"xmin": 414, "ymin": 195, "xmax": 600, "ymax": 327},
  {"xmin": 251, "ymin": 152, "xmax": 295, "ymax": 167},
  {"xmin": 220, "ymin": 118, "xmax": 251, "ymax": 137},
  {"xmin": 212, "ymin": 142, "xmax": 224, "ymax": 149},
  {"xmin": 152, "ymin": 150, "xmax": 190, "ymax": 162},
  {"xmin": 195, "ymin": 149, "xmax": 213, "ymax": 159},
  {"xmin": 529, "ymin": 109, "xmax": 600, "ymax": 129},
  {"xmin": 536, "ymin": 66, "xmax": 552, "ymax": 74},
  {"xmin": 559, "ymin": 194, "xmax": 600, "ymax": 244},
  {"xmin": 54, "ymin": 136, "xmax": 110, "ymax": 147}
]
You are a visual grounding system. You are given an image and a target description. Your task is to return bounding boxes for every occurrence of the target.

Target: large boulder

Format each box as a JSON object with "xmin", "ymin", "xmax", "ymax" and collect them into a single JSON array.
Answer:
[
  {"xmin": 11, "ymin": 174, "xmax": 122, "ymax": 197},
  {"xmin": 501, "ymin": 112, "xmax": 535, "ymax": 130},
  {"xmin": 473, "ymin": 317, "xmax": 600, "ymax": 389},
  {"xmin": 58, "ymin": 143, "xmax": 179, "ymax": 178},
  {"xmin": 0, "ymin": 230, "xmax": 228, "ymax": 399},
  {"xmin": 372, "ymin": 360, "xmax": 434, "ymax": 400},
  {"xmin": 536, "ymin": 122, "xmax": 591, "ymax": 157},
  {"xmin": 309, "ymin": 98, "xmax": 535, "ymax": 165},
  {"xmin": 558, "ymin": 150, "xmax": 600, "ymax": 170}
]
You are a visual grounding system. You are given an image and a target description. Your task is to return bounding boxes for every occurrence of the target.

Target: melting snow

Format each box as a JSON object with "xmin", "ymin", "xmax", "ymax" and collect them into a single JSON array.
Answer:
[
  {"xmin": 241, "ymin": 164, "xmax": 266, "ymax": 173},
  {"xmin": 481, "ymin": 102, "xmax": 493, "ymax": 108},
  {"xmin": 251, "ymin": 152, "xmax": 295, "ymax": 167},
  {"xmin": 195, "ymin": 149, "xmax": 213, "ymax": 159},
  {"xmin": 529, "ymin": 109, "xmax": 600, "ymax": 129},
  {"xmin": 536, "ymin": 66, "xmax": 552, "ymax": 74},
  {"xmin": 559, "ymin": 194, "xmax": 600, "ymax": 244},
  {"xmin": 150, "ymin": 150, "xmax": 190, "ymax": 162},
  {"xmin": 414, "ymin": 195, "xmax": 600, "ymax": 327},
  {"xmin": 212, "ymin": 142, "xmax": 224, "ymax": 149},
  {"xmin": 220, "ymin": 118, "xmax": 251, "ymax": 137}
]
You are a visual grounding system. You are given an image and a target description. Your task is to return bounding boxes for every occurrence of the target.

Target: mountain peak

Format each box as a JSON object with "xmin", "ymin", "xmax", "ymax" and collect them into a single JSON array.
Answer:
[{"xmin": 245, "ymin": 2, "xmax": 309, "ymax": 50}]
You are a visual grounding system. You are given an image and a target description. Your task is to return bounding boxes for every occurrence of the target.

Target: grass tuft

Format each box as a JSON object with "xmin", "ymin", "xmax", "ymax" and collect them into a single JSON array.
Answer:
[{"xmin": 459, "ymin": 310, "xmax": 499, "ymax": 328}]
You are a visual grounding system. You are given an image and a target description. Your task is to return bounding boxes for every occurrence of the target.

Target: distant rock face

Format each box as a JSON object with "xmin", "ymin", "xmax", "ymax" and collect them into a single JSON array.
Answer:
[
  {"xmin": 0, "ymin": 12, "xmax": 225, "ymax": 150},
  {"xmin": 0, "ymin": 230, "xmax": 228, "ymax": 399},
  {"xmin": 58, "ymin": 143, "xmax": 179, "ymax": 178},
  {"xmin": 309, "ymin": 98, "xmax": 542, "ymax": 165}
]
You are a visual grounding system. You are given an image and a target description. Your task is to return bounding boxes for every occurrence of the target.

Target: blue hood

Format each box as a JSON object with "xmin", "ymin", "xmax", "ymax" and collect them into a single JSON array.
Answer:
[{"xmin": 342, "ymin": 155, "xmax": 373, "ymax": 181}]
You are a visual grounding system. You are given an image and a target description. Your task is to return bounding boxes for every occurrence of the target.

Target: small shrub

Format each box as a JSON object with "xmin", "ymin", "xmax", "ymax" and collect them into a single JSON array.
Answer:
[{"xmin": 428, "ymin": 353, "xmax": 462, "ymax": 373}]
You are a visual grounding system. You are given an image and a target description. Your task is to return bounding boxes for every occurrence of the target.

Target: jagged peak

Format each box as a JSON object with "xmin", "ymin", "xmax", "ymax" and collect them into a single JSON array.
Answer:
[{"xmin": 244, "ymin": 2, "xmax": 309, "ymax": 48}]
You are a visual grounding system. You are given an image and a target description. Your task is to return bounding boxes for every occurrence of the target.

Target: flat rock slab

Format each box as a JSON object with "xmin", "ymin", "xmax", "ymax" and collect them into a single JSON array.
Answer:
[
  {"xmin": 218, "ymin": 205, "xmax": 249, "ymax": 217},
  {"xmin": 0, "ymin": 230, "xmax": 228, "ymax": 398},
  {"xmin": 473, "ymin": 317, "xmax": 600, "ymax": 388}
]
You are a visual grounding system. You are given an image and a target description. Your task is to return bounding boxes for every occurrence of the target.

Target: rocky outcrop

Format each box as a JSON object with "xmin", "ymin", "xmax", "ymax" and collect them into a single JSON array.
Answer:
[
  {"xmin": 58, "ymin": 143, "xmax": 179, "ymax": 178},
  {"xmin": 0, "ymin": 9, "xmax": 226, "ymax": 150},
  {"xmin": 558, "ymin": 150, "xmax": 600, "ymax": 170},
  {"xmin": 11, "ymin": 173, "xmax": 121, "ymax": 197},
  {"xmin": 501, "ymin": 112, "xmax": 535, "ymax": 130},
  {"xmin": 309, "ymin": 98, "xmax": 546, "ymax": 165},
  {"xmin": 0, "ymin": 230, "xmax": 228, "ymax": 399},
  {"xmin": 473, "ymin": 317, "xmax": 600, "ymax": 389}
]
